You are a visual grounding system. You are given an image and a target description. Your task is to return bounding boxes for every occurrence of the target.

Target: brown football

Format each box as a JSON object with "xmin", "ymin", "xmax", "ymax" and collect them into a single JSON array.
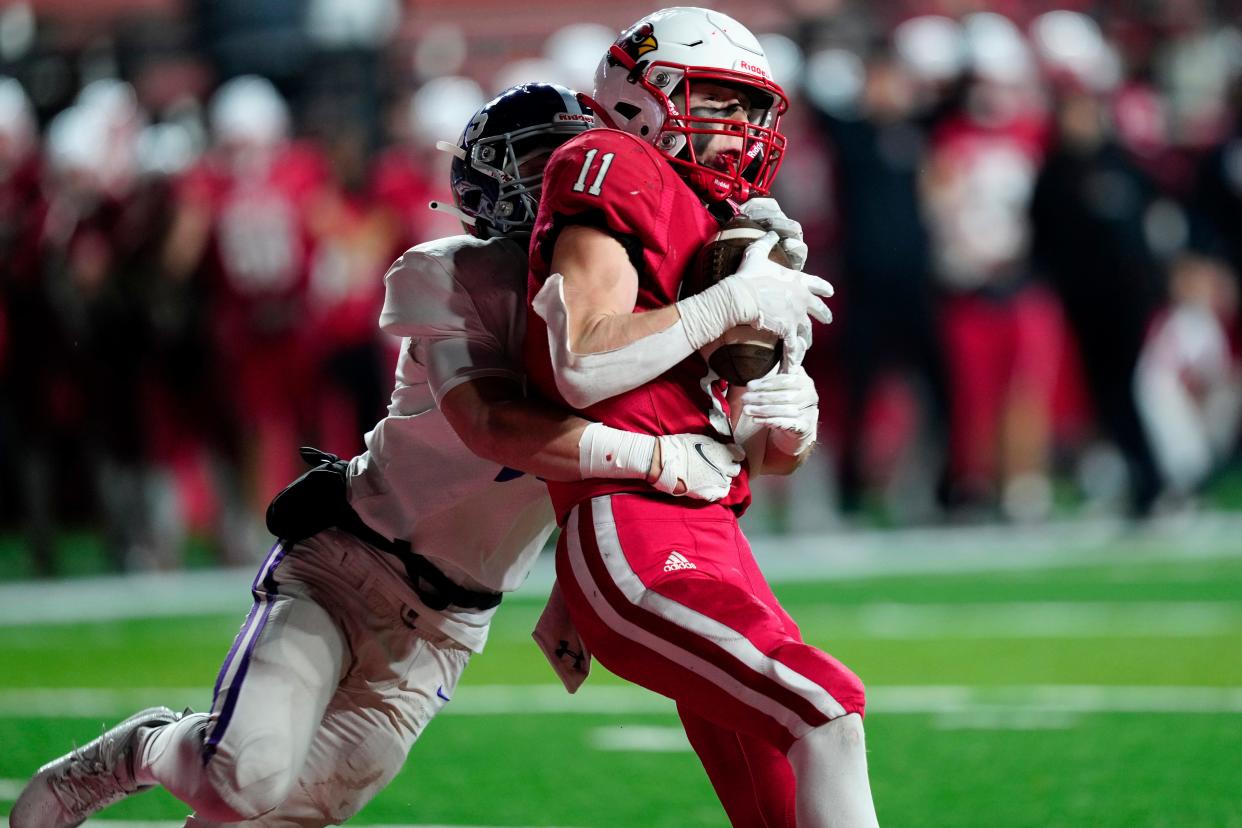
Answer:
[{"xmin": 684, "ymin": 215, "xmax": 791, "ymax": 385}]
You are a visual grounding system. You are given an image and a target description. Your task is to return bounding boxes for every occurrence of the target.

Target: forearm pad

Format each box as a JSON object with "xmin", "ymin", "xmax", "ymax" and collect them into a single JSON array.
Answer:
[{"xmin": 532, "ymin": 274, "xmax": 700, "ymax": 409}]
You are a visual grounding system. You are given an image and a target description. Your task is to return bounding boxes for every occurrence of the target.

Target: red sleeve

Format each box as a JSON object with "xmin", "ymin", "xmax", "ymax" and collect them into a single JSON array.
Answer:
[{"xmin": 530, "ymin": 129, "xmax": 670, "ymax": 282}]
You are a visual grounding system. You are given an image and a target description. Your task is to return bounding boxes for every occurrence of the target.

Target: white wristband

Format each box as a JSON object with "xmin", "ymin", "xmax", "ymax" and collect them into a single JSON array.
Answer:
[
  {"xmin": 677, "ymin": 279, "xmax": 750, "ymax": 350},
  {"xmin": 579, "ymin": 422, "xmax": 657, "ymax": 481}
]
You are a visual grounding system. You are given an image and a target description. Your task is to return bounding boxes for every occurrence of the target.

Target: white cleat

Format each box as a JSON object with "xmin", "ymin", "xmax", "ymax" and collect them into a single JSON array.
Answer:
[{"xmin": 10, "ymin": 706, "xmax": 181, "ymax": 828}]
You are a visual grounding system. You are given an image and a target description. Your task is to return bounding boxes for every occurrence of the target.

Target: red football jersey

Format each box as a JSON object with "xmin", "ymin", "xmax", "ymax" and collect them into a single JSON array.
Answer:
[
  {"xmin": 525, "ymin": 128, "xmax": 751, "ymax": 523},
  {"xmin": 177, "ymin": 142, "xmax": 327, "ymax": 354}
]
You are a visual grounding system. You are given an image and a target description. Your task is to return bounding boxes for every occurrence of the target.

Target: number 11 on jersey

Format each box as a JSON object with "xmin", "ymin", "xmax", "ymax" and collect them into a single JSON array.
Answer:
[{"xmin": 572, "ymin": 149, "xmax": 615, "ymax": 196}]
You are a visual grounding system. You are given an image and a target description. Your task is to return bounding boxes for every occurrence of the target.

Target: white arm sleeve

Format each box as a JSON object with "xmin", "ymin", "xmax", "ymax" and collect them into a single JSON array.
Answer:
[
  {"xmin": 532, "ymin": 273, "xmax": 699, "ymax": 409},
  {"xmin": 380, "ymin": 240, "xmax": 524, "ymax": 403}
]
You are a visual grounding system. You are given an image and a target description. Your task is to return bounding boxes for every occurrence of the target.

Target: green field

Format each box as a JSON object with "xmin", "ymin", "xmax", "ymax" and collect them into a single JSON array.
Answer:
[{"xmin": 2, "ymin": 535, "xmax": 1241, "ymax": 827}]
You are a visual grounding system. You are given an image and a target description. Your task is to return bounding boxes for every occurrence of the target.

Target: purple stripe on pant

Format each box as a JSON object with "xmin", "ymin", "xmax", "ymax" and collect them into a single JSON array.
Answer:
[{"xmin": 202, "ymin": 541, "xmax": 286, "ymax": 764}]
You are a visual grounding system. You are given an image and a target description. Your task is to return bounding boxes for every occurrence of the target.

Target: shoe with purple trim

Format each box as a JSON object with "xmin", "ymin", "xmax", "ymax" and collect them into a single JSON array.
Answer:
[{"xmin": 10, "ymin": 706, "xmax": 181, "ymax": 828}]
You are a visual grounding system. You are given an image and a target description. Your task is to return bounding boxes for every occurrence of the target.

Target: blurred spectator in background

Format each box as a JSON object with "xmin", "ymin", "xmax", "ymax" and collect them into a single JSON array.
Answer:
[
  {"xmin": 39, "ymin": 79, "xmax": 197, "ymax": 572},
  {"xmin": 166, "ymin": 75, "xmax": 326, "ymax": 560},
  {"xmin": 301, "ymin": 91, "xmax": 392, "ymax": 466},
  {"xmin": 370, "ymin": 75, "xmax": 486, "ymax": 254},
  {"xmin": 811, "ymin": 43, "xmax": 952, "ymax": 522},
  {"xmin": 4, "ymin": 1, "xmax": 1242, "ymax": 575},
  {"xmin": 299, "ymin": 0, "xmax": 406, "ymax": 454},
  {"xmin": 923, "ymin": 14, "xmax": 1063, "ymax": 522},
  {"xmin": 1135, "ymin": 254, "xmax": 1241, "ymax": 501},
  {"xmin": 0, "ymin": 76, "xmax": 54, "ymax": 572},
  {"xmin": 1189, "ymin": 82, "xmax": 1242, "ymax": 338},
  {"xmin": 1030, "ymin": 85, "xmax": 1167, "ymax": 517}
]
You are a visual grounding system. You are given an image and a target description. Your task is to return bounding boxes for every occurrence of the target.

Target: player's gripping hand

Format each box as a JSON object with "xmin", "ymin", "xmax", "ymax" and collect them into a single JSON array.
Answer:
[
  {"xmin": 652, "ymin": 434, "xmax": 745, "ymax": 501},
  {"xmin": 738, "ymin": 197, "xmax": 808, "ymax": 271},
  {"xmin": 728, "ymin": 231, "xmax": 832, "ymax": 362},
  {"xmin": 678, "ymin": 232, "xmax": 834, "ymax": 366},
  {"xmin": 741, "ymin": 365, "xmax": 819, "ymax": 457}
]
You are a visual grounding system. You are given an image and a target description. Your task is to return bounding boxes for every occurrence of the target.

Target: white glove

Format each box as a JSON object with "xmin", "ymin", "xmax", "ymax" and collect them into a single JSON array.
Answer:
[
  {"xmin": 738, "ymin": 197, "xmax": 808, "ymax": 271},
  {"xmin": 678, "ymin": 232, "xmax": 834, "ymax": 363},
  {"xmin": 741, "ymin": 365, "xmax": 819, "ymax": 457},
  {"xmin": 784, "ymin": 311, "xmax": 814, "ymax": 371},
  {"xmin": 653, "ymin": 433, "xmax": 745, "ymax": 501},
  {"xmin": 532, "ymin": 580, "xmax": 591, "ymax": 694}
]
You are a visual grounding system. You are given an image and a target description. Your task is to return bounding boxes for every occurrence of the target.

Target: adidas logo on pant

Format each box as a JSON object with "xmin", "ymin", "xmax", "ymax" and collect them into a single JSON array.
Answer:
[{"xmin": 663, "ymin": 551, "xmax": 697, "ymax": 572}]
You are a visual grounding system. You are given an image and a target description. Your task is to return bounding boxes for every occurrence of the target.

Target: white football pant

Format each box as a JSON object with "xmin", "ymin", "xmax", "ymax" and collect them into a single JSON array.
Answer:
[{"xmin": 134, "ymin": 530, "xmax": 471, "ymax": 827}]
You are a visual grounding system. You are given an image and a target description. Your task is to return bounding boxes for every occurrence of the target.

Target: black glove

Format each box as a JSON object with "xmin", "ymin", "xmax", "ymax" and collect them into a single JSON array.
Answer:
[{"xmin": 265, "ymin": 447, "xmax": 351, "ymax": 542}]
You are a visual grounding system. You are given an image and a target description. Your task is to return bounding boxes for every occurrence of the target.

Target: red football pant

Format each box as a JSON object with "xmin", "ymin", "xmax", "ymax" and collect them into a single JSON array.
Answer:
[
  {"xmin": 679, "ymin": 703, "xmax": 797, "ymax": 828},
  {"xmin": 556, "ymin": 495, "xmax": 865, "ymax": 825}
]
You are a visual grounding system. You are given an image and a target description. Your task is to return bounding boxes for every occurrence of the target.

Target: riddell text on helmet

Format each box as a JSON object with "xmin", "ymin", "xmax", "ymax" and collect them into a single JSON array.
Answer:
[{"xmin": 735, "ymin": 59, "xmax": 768, "ymax": 77}]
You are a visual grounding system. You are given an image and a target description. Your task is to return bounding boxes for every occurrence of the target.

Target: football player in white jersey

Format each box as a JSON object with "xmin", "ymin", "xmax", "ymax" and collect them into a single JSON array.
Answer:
[{"xmin": 10, "ymin": 83, "xmax": 763, "ymax": 828}]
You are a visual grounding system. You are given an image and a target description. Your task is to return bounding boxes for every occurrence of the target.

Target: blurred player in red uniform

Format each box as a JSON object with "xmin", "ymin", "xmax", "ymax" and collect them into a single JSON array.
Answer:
[
  {"xmin": 170, "ymin": 76, "xmax": 329, "ymax": 534},
  {"xmin": 524, "ymin": 9, "xmax": 879, "ymax": 826},
  {"xmin": 922, "ymin": 66, "xmax": 1062, "ymax": 520},
  {"xmin": 0, "ymin": 78, "xmax": 51, "ymax": 568}
]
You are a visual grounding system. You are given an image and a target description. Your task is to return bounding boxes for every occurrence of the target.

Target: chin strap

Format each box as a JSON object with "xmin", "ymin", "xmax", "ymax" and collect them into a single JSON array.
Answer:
[
  {"xmin": 429, "ymin": 141, "xmax": 477, "ymax": 226},
  {"xmin": 684, "ymin": 164, "xmax": 739, "ymax": 202},
  {"xmin": 427, "ymin": 199, "xmax": 476, "ymax": 226},
  {"xmin": 434, "ymin": 140, "xmax": 467, "ymax": 160}
]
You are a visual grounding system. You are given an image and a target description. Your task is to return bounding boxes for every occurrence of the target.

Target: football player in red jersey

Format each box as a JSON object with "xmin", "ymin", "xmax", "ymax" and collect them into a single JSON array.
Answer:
[
  {"xmin": 525, "ymin": 9, "xmax": 880, "ymax": 826},
  {"xmin": 11, "ymin": 84, "xmax": 745, "ymax": 828}
]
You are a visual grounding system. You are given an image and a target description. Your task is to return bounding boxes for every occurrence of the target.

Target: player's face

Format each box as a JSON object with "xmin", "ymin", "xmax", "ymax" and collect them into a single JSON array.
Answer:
[
  {"xmin": 514, "ymin": 134, "xmax": 565, "ymax": 183},
  {"xmin": 684, "ymin": 81, "xmax": 754, "ymax": 171}
]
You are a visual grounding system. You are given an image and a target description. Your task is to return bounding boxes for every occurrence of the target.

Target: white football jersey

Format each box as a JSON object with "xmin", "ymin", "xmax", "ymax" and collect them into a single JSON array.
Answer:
[{"xmin": 346, "ymin": 235, "xmax": 555, "ymax": 652}]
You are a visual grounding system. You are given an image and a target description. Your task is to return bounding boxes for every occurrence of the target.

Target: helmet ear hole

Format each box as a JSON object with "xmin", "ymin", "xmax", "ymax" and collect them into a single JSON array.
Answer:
[{"xmin": 614, "ymin": 101, "xmax": 642, "ymax": 121}]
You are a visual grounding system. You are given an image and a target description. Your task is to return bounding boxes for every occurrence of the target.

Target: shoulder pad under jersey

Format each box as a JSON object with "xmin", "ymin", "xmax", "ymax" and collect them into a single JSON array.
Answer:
[
  {"xmin": 380, "ymin": 235, "xmax": 524, "ymax": 337},
  {"xmin": 537, "ymin": 129, "xmax": 670, "ymax": 248}
]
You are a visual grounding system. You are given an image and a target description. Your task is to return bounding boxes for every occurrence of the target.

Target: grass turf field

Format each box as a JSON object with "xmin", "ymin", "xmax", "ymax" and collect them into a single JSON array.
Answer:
[{"xmin": 1, "ymin": 523, "xmax": 1240, "ymax": 828}]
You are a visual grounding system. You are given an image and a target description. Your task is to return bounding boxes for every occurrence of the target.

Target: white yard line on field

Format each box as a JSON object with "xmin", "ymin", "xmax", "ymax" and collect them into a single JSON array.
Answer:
[
  {"xmin": 582, "ymin": 714, "xmax": 1082, "ymax": 747},
  {"xmin": 745, "ymin": 511, "xmax": 1242, "ymax": 583},
  {"xmin": 2, "ymin": 513, "xmax": 1240, "ymax": 627},
  {"xmin": 2, "ymin": 684, "xmax": 1241, "ymax": 720},
  {"xmin": 4, "ymin": 597, "xmax": 1237, "ymax": 644},
  {"xmin": 0, "ymin": 780, "xmax": 24, "ymax": 802},
  {"xmin": 802, "ymin": 600, "xmax": 1242, "ymax": 638},
  {"xmin": 589, "ymin": 725, "xmax": 692, "ymax": 752}
]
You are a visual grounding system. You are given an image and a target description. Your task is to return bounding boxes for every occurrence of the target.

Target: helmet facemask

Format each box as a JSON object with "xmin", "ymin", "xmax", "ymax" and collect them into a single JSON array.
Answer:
[
  {"xmin": 656, "ymin": 66, "xmax": 787, "ymax": 202},
  {"xmin": 595, "ymin": 38, "xmax": 789, "ymax": 202},
  {"xmin": 460, "ymin": 121, "xmax": 584, "ymax": 237}
]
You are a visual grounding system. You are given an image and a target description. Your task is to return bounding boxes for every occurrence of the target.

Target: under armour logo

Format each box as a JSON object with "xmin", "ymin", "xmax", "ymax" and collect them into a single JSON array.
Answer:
[{"xmin": 555, "ymin": 640, "xmax": 586, "ymax": 671}]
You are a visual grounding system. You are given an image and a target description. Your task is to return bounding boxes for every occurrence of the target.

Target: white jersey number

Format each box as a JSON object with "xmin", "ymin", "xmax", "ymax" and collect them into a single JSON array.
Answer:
[{"xmin": 571, "ymin": 149, "xmax": 616, "ymax": 196}]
